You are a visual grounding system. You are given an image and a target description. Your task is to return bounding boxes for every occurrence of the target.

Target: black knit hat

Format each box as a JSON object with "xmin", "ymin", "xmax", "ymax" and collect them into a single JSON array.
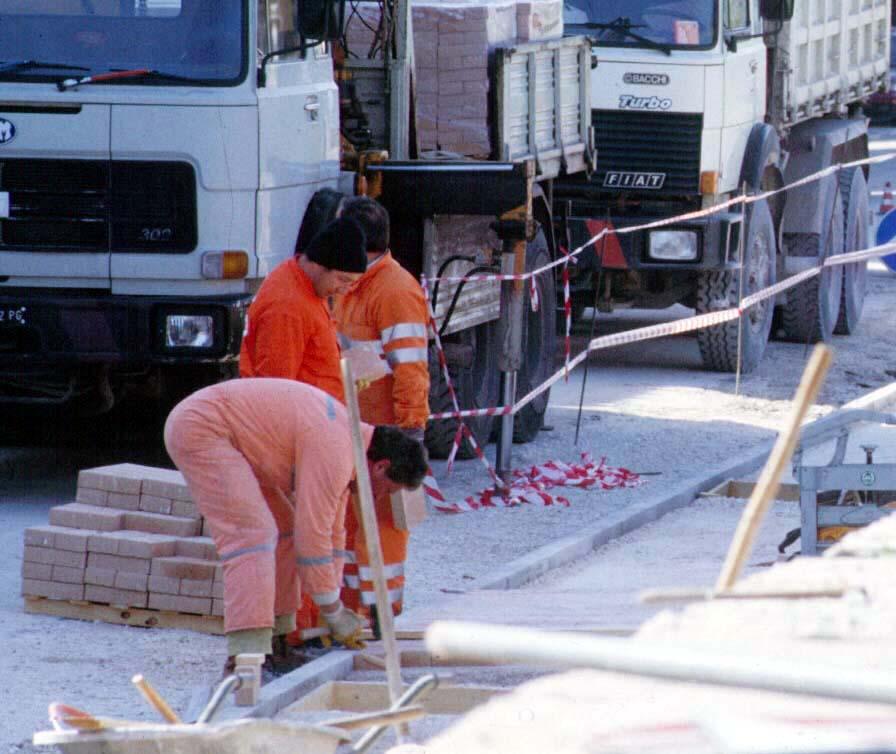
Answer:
[{"xmin": 304, "ymin": 217, "xmax": 368, "ymax": 273}]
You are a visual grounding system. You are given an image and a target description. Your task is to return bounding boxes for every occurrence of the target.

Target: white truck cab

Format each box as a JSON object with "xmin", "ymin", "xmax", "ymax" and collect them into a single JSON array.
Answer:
[
  {"xmin": 555, "ymin": 0, "xmax": 889, "ymax": 372},
  {"xmin": 0, "ymin": 0, "xmax": 340, "ymax": 407}
]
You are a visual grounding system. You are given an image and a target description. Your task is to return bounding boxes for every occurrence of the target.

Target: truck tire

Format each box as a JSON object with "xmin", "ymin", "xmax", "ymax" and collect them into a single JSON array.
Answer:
[
  {"xmin": 781, "ymin": 191, "xmax": 844, "ymax": 343},
  {"xmin": 834, "ymin": 167, "xmax": 869, "ymax": 335},
  {"xmin": 512, "ymin": 228, "xmax": 557, "ymax": 443},
  {"xmin": 425, "ymin": 322, "xmax": 500, "ymax": 460},
  {"xmin": 695, "ymin": 199, "xmax": 776, "ymax": 373}
]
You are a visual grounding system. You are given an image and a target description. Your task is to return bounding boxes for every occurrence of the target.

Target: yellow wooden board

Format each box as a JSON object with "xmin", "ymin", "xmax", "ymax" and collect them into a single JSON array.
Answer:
[{"xmin": 23, "ymin": 596, "xmax": 224, "ymax": 635}]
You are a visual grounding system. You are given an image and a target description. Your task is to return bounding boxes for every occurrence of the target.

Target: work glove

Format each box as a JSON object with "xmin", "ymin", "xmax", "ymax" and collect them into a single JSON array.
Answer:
[
  {"xmin": 343, "ymin": 346, "xmax": 388, "ymax": 392},
  {"xmin": 320, "ymin": 603, "xmax": 367, "ymax": 650}
]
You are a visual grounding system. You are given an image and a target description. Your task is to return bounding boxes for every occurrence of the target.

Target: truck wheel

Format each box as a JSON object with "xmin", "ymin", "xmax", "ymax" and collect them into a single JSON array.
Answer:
[
  {"xmin": 833, "ymin": 167, "xmax": 869, "ymax": 335},
  {"xmin": 695, "ymin": 199, "xmax": 776, "ymax": 373},
  {"xmin": 425, "ymin": 321, "xmax": 500, "ymax": 460},
  {"xmin": 781, "ymin": 189, "xmax": 844, "ymax": 343},
  {"xmin": 512, "ymin": 228, "xmax": 557, "ymax": 443}
]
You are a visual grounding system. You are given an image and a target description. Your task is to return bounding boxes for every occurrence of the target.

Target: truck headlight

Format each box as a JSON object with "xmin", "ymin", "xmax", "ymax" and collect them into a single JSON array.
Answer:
[
  {"xmin": 648, "ymin": 230, "xmax": 699, "ymax": 261},
  {"xmin": 166, "ymin": 315, "xmax": 215, "ymax": 348}
]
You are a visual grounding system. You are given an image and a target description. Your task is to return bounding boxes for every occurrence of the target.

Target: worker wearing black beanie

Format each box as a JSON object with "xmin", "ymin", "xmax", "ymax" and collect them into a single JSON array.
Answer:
[{"xmin": 304, "ymin": 216, "xmax": 368, "ymax": 274}]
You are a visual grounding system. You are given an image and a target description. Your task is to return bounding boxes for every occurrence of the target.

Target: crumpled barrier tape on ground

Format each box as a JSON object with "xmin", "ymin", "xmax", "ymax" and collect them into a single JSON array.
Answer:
[{"xmin": 431, "ymin": 454, "xmax": 641, "ymax": 513}]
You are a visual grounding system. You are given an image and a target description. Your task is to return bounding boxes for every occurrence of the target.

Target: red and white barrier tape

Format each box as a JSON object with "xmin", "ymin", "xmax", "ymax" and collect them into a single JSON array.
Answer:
[
  {"xmin": 430, "ymin": 454, "xmax": 641, "ymax": 513},
  {"xmin": 424, "ymin": 154, "xmax": 896, "ymax": 288},
  {"xmin": 563, "ymin": 254, "xmax": 572, "ymax": 380}
]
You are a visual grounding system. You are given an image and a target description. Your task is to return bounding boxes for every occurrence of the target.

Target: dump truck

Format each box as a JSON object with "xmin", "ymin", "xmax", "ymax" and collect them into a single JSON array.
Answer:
[
  {"xmin": 555, "ymin": 0, "xmax": 890, "ymax": 371},
  {"xmin": 0, "ymin": 1, "xmax": 592, "ymax": 462}
]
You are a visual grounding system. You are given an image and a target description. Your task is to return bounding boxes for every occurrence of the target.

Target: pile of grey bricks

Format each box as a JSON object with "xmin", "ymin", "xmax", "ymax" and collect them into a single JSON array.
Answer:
[
  {"xmin": 344, "ymin": 0, "xmax": 562, "ymax": 158},
  {"xmin": 21, "ymin": 463, "xmax": 224, "ymax": 623}
]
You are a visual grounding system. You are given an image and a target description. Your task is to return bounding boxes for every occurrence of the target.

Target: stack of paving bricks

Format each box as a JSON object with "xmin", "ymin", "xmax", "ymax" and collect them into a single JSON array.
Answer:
[
  {"xmin": 344, "ymin": 0, "xmax": 562, "ymax": 157},
  {"xmin": 21, "ymin": 463, "xmax": 225, "ymax": 633}
]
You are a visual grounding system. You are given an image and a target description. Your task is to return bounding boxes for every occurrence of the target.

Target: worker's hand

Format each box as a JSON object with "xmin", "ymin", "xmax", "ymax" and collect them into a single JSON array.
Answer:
[
  {"xmin": 321, "ymin": 603, "xmax": 367, "ymax": 649},
  {"xmin": 343, "ymin": 346, "xmax": 389, "ymax": 388}
]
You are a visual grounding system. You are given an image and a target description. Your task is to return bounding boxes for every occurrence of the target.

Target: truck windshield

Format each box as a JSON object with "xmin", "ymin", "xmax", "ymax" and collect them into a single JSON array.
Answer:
[
  {"xmin": 564, "ymin": 0, "xmax": 717, "ymax": 49},
  {"xmin": 0, "ymin": 0, "xmax": 245, "ymax": 86}
]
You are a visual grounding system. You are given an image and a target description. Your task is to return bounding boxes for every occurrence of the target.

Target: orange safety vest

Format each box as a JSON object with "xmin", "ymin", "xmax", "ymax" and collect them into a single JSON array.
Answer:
[{"xmin": 333, "ymin": 252, "xmax": 430, "ymax": 618}]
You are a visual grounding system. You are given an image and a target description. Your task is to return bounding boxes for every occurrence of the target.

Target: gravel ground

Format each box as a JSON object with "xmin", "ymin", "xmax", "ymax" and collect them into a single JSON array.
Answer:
[{"xmin": 3, "ymin": 262, "xmax": 896, "ymax": 747}]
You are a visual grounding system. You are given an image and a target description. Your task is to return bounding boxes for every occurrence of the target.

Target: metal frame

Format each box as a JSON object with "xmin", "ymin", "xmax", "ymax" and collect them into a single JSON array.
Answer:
[{"xmin": 795, "ymin": 411, "xmax": 896, "ymax": 555}]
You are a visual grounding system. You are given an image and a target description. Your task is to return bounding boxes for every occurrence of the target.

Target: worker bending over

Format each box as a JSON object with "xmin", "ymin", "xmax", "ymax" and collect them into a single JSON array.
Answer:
[
  {"xmin": 239, "ymin": 216, "xmax": 367, "ymax": 401},
  {"xmin": 333, "ymin": 197, "xmax": 430, "ymax": 624},
  {"xmin": 164, "ymin": 378, "xmax": 427, "ymax": 677}
]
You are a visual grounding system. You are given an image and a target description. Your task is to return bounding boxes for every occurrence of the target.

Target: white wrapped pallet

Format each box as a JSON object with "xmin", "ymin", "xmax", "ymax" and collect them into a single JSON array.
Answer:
[{"xmin": 777, "ymin": 0, "xmax": 889, "ymax": 125}]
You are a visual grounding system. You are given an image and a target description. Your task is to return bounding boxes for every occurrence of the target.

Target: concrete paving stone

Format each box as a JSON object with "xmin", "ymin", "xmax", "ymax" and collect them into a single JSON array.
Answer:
[
  {"xmin": 151, "ymin": 556, "xmax": 217, "ymax": 581},
  {"xmin": 148, "ymin": 574, "xmax": 181, "ymax": 595},
  {"xmin": 51, "ymin": 565, "xmax": 86, "ymax": 585},
  {"xmin": 171, "ymin": 500, "xmax": 200, "ymax": 520},
  {"xmin": 106, "ymin": 492, "xmax": 141, "ymax": 512},
  {"xmin": 114, "ymin": 571, "xmax": 149, "ymax": 592},
  {"xmin": 75, "ymin": 487, "xmax": 109, "ymax": 507},
  {"xmin": 85, "ymin": 567, "xmax": 117, "ymax": 587},
  {"xmin": 212, "ymin": 598, "xmax": 224, "ymax": 617},
  {"xmin": 77, "ymin": 464, "xmax": 146, "ymax": 494},
  {"xmin": 123, "ymin": 511, "xmax": 200, "ymax": 538},
  {"xmin": 114, "ymin": 531, "xmax": 179, "ymax": 559},
  {"xmin": 49, "ymin": 503, "xmax": 125, "ymax": 532},
  {"xmin": 179, "ymin": 578, "xmax": 213, "ymax": 598},
  {"xmin": 148, "ymin": 592, "xmax": 211, "ymax": 615},
  {"xmin": 87, "ymin": 532, "xmax": 123, "ymax": 555},
  {"xmin": 175, "ymin": 536, "xmax": 218, "ymax": 560},
  {"xmin": 21, "ymin": 561, "xmax": 52, "ymax": 581},
  {"xmin": 23, "ymin": 526, "xmax": 56, "ymax": 548},
  {"xmin": 138, "ymin": 494, "xmax": 173, "ymax": 515},
  {"xmin": 22, "ymin": 578, "xmax": 84, "ymax": 601},
  {"xmin": 23, "ymin": 545, "xmax": 87, "ymax": 569},
  {"xmin": 85, "ymin": 584, "xmax": 148, "ymax": 609},
  {"xmin": 212, "ymin": 581, "xmax": 224, "ymax": 599},
  {"xmin": 87, "ymin": 552, "xmax": 151, "ymax": 575}
]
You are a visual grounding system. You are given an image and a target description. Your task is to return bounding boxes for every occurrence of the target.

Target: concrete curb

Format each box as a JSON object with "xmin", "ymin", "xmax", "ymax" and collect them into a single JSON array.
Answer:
[{"xmin": 478, "ymin": 380, "xmax": 896, "ymax": 591}]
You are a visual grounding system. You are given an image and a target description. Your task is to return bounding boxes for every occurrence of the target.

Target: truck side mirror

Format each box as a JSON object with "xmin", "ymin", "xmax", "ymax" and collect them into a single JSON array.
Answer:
[
  {"xmin": 759, "ymin": 0, "xmax": 794, "ymax": 22},
  {"xmin": 299, "ymin": 0, "xmax": 346, "ymax": 42}
]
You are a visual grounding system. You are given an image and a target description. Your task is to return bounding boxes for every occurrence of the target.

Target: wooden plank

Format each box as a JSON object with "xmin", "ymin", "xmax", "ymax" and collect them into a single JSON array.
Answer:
[
  {"xmin": 701, "ymin": 479, "xmax": 800, "ymax": 501},
  {"xmin": 23, "ymin": 596, "xmax": 223, "ymax": 635},
  {"xmin": 396, "ymin": 589, "xmax": 641, "ymax": 634},
  {"xmin": 281, "ymin": 681, "xmax": 508, "ymax": 717}
]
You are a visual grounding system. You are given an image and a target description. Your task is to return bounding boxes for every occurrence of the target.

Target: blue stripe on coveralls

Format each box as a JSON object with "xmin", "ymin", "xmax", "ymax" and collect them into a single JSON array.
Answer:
[
  {"xmin": 297, "ymin": 555, "xmax": 334, "ymax": 566},
  {"xmin": 326, "ymin": 395, "xmax": 337, "ymax": 419},
  {"xmin": 219, "ymin": 541, "xmax": 276, "ymax": 561},
  {"xmin": 386, "ymin": 347, "xmax": 428, "ymax": 366}
]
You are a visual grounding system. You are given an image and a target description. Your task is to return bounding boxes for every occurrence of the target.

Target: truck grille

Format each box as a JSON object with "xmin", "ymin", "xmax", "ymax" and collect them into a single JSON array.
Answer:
[
  {"xmin": 592, "ymin": 111, "xmax": 702, "ymax": 195},
  {"xmin": 0, "ymin": 159, "xmax": 197, "ymax": 253}
]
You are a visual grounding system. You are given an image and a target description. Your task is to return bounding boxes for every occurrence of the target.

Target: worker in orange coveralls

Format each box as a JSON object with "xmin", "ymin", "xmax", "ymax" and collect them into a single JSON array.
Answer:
[
  {"xmin": 239, "ymin": 215, "xmax": 368, "ymax": 401},
  {"xmin": 164, "ymin": 378, "xmax": 427, "ymax": 678},
  {"xmin": 332, "ymin": 196, "xmax": 430, "ymax": 633}
]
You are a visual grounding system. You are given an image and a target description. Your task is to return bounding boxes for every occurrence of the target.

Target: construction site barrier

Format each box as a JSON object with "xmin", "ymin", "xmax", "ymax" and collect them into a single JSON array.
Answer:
[{"xmin": 422, "ymin": 153, "xmax": 896, "ymax": 504}]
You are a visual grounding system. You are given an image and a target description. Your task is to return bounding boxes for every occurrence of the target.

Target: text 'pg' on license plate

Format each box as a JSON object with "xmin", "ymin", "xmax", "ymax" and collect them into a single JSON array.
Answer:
[{"xmin": 0, "ymin": 306, "xmax": 27, "ymax": 324}]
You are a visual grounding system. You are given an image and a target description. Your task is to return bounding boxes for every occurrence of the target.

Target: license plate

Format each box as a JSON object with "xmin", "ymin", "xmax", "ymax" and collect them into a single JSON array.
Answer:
[{"xmin": 0, "ymin": 306, "xmax": 27, "ymax": 324}]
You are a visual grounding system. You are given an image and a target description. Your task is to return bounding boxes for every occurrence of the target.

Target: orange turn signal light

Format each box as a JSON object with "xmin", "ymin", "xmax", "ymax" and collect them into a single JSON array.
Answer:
[
  {"xmin": 700, "ymin": 171, "xmax": 719, "ymax": 195},
  {"xmin": 202, "ymin": 251, "xmax": 249, "ymax": 280}
]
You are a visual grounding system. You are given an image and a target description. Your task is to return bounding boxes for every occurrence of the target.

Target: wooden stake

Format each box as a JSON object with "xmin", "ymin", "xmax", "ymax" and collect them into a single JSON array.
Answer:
[
  {"xmin": 131, "ymin": 674, "xmax": 182, "ymax": 724},
  {"xmin": 715, "ymin": 344, "xmax": 832, "ymax": 591},
  {"xmin": 341, "ymin": 359, "xmax": 404, "ymax": 709}
]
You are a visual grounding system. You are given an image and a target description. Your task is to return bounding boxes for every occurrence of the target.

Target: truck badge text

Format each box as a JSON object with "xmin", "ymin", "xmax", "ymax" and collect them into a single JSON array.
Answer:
[
  {"xmin": 603, "ymin": 172, "xmax": 666, "ymax": 190},
  {"xmin": 619, "ymin": 95, "xmax": 672, "ymax": 110},
  {"xmin": 623, "ymin": 73, "xmax": 670, "ymax": 86}
]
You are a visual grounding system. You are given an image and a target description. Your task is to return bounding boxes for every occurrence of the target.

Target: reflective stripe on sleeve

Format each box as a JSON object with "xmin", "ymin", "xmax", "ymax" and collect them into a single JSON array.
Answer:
[
  {"xmin": 381, "ymin": 322, "xmax": 427, "ymax": 344},
  {"xmin": 360, "ymin": 587, "xmax": 404, "ymax": 606},
  {"xmin": 385, "ymin": 347, "xmax": 428, "ymax": 367}
]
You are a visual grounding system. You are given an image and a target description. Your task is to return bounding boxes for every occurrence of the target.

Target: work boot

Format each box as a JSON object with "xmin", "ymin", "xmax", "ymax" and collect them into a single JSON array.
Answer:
[
  {"xmin": 222, "ymin": 656, "xmax": 280, "ymax": 687},
  {"xmin": 266, "ymin": 635, "xmax": 313, "ymax": 675}
]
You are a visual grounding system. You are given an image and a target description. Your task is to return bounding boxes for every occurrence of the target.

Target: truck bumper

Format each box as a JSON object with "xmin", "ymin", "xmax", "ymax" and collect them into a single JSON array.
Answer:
[
  {"xmin": 566, "ymin": 211, "xmax": 743, "ymax": 274},
  {"xmin": 0, "ymin": 290, "xmax": 249, "ymax": 366}
]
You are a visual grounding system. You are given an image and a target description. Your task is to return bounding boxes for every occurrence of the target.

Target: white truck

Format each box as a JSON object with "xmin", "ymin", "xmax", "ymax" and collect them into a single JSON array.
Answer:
[
  {"xmin": 556, "ymin": 0, "xmax": 890, "ymax": 371},
  {"xmin": 0, "ymin": 1, "xmax": 592, "ymax": 465}
]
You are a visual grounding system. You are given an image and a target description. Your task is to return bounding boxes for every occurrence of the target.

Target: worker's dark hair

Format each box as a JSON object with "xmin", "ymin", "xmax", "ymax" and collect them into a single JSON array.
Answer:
[
  {"xmin": 367, "ymin": 426, "xmax": 427, "ymax": 488},
  {"xmin": 295, "ymin": 188, "xmax": 345, "ymax": 255},
  {"xmin": 339, "ymin": 196, "xmax": 390, "ymax": 254}
]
